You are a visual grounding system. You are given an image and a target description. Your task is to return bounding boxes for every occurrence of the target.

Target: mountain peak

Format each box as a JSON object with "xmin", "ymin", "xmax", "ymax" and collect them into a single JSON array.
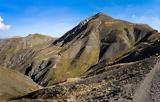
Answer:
[
  {"xmin": 94, "ymin": 12, "xmax": 108, "ymax": 17},
  {"xmin": 78, "ymin": 13, "xmax": 113, "ymax": 28},
  {"xmin": 92, "ymin": 12, "xmax": 113, "ymax": 20}
]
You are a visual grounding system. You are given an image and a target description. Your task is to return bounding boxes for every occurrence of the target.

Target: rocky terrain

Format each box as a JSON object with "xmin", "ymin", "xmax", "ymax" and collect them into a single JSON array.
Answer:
[{"xmin": 1, "ymin": 13, "xmax": 160, "ymax": 102}]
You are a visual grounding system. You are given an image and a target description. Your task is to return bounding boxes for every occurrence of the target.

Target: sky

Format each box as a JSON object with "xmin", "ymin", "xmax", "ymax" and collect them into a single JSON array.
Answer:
[{"xmin": 0, "ymin": 0, "xmax": 160, "ymax": 38}]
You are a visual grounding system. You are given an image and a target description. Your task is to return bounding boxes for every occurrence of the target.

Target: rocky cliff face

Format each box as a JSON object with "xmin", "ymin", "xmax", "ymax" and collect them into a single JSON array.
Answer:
[{"xmin": 1, "ymin": 13, "xmax": 160, "ymax": 102}]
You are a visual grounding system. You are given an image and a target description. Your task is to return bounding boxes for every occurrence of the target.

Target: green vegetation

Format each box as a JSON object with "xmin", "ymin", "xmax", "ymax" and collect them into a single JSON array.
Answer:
[
  {"xmin": 52, "ymin": 48, "xmax": 99, "ymax": 83},
  {"xmin": 29, "ymin": 34, "xmax": 47, "ymax": 39},
  {"xmin": 0, "ymin": 66, "xmax": 41, "ymax": 100}
]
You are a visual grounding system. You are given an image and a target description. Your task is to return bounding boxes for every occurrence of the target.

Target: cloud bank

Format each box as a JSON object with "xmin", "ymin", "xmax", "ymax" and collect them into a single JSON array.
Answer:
[{"xmin": 0, "ymin": 16, "xmax": 11, "ymax": 31}]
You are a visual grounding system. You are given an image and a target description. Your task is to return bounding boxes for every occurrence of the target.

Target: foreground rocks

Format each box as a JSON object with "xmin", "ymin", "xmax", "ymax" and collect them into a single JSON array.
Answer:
[{"xmin": 13, "ymin": 55, "xmax": 160, "ymax": 102}]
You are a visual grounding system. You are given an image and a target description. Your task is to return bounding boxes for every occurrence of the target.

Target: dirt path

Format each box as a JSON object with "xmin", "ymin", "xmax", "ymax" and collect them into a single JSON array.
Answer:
[{"xmin": 133, "ymin": 63, "xmax": 160, "ymax": 102}]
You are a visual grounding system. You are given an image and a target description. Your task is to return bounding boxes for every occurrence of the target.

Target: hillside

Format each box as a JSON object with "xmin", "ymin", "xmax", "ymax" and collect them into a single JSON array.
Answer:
[
  {"xmin": 0, "ymin": 34, "xmax": 58, "ymax": 86},
  {"xmin": 14, "ymin": 56, "xmax": 160, "ymax": 102},
  {"xmin": 0, "ymin": 66, "xmax": 41, "ymax": 101}
]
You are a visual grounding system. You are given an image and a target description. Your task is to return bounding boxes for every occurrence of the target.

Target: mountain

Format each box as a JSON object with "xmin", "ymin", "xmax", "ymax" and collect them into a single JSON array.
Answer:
[
  {"xmin": 0, "ymin": 34, "xmax": 57, "ymax": 86},
  {"xmin": 51, "ymin": 12, "xmax": 160, "ymax": 84},
  {"xmin": 1, "ymin": 13, "xmax": 160, "ymax": 101}
]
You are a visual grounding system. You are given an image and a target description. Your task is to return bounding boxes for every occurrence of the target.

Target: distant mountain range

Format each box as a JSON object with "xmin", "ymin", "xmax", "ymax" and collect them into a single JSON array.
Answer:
[{"xmin": 1, "ymin": 13, "xmax": 160, "ymax": 102}]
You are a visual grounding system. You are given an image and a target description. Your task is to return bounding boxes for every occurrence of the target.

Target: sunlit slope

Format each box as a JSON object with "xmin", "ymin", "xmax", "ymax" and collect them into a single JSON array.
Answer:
[{"xmin": 0, "ymin": 66, "xmax": 41, "ymax": 100}]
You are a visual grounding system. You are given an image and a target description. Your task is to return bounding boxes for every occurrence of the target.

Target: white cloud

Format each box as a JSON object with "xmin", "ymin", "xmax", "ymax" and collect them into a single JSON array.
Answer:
[{"xmin": 0, "ymin": 16, "xmax": 11, "ymax": 31}]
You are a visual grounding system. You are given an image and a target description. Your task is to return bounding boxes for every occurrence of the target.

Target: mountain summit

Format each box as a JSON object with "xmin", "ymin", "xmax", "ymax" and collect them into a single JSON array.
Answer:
[
  {"xmin": 52, "ymin": 12, "xmax": 159, "ymax": 83},
  {"xmin": 1, "ymin": 13, "xmax": 160, "ymax": 101}
]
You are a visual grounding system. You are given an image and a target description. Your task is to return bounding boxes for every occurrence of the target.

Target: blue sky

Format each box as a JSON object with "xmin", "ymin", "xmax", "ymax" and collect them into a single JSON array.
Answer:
[{"xmin": 0, "ymin": 0, "xmax": 160, "ymax": 38}]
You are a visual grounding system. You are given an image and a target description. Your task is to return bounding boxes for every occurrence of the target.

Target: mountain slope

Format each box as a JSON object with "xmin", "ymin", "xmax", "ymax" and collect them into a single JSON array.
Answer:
[
  {"xmin": 0, "ymin": 34, "xmax": 58, "ymax": 86},
  {"xmin": 0, "ymin": 33, "xmax": 54, "ymax": 67},
  {"xmin": 49, "ymin": 12, "xmax": 160, "ymax": 85},
  {"xmin": 1, "ymin": 13, "xmax": 160, "ymax": 87},
  {"xmin": 14, "ymin": 55, "xmax": 160, "ymax": 102},
  {"xmin": 0, "ymin": 66, "xmax": 41, "ymax": 101}
]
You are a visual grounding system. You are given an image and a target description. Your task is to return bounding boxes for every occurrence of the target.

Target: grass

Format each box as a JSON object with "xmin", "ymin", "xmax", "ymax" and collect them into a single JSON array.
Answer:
[
  {"xmin": 29, "ymin": 34, "xmax": 48, "ymax": 39},
  {"xmin": 52, "ymin": 48, "xmax": 99, "ymax": 83}
]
